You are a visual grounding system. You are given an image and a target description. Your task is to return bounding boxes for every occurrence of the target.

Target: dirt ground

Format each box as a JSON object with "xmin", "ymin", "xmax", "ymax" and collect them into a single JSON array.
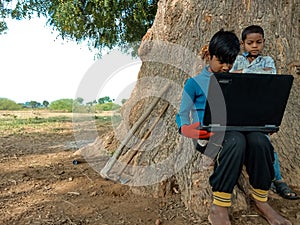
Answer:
[{"xmin": 0, "ymin": 111, "xmax": 299, "ymax": 225}]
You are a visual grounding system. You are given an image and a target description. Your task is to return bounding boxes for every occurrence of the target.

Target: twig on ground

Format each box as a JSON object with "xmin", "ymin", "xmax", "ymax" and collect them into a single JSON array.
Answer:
[
  {"xmin": 63, "ymin": 200, "xmax": 76, "ymax": 207},
  {"xmin": 241, "ymin": 214, "xmax": 259, "ymax": 217},
  {"xmin": 83, "ymin": 173, "xmax": 93, "ymax": 182}
]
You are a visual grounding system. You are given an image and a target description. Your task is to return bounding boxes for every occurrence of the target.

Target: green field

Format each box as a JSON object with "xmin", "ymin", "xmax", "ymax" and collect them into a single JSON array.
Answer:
[{"xmin": 0, "ymin": 110, "xmax": 120, "ymax": 135}]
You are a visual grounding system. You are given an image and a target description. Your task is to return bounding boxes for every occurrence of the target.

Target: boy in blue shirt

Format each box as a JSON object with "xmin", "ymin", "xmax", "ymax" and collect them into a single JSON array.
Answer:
[
  {"xmin": 176, "ymin": 29, "xmax": 292, "ymax": 225},
  {"xmin": 231, "ymin": 25, "xmax": 298, "ymax": 200}
]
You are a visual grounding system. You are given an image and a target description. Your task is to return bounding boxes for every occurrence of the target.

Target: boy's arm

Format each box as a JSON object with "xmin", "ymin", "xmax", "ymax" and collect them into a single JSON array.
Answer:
[
  {"xmin": 231, "ymin": 69, "xmax": 243, "ymax": 73},
  {"xmin": 230, "ymin": 55, "xmax": 277, "ymax": 74},
  {"xmin": 176, "ymin": 79, "xmax": 213, "ymax": 139},
  {"xmin": 230, "ymin": 55, "xmax": 244, "ymax": 73},
  {"xmin": 175, "ymin": 79, "xmax": 195, "ymax": 129},
  {"xmin": 263, "ymin": 56, "xmax": 277, "ymax": 74},
  {"xmin": 243, "ymin": 56, "xmax": 277, "ymax": 74}
]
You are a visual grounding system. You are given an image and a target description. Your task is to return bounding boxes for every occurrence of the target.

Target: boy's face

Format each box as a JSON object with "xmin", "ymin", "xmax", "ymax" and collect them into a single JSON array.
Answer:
[
  {"xmin": 242, "ymin": 33, "xmax": 265, "ymax": 56},
  {"xmin": 208, "ymin": 55, "xmax": 233, "ymax": 73}
]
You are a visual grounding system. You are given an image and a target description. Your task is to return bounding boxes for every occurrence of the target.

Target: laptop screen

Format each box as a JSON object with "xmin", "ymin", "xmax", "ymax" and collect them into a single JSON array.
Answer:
[{"xmin": 202, "ymin": 73, "xmax": 294, "ymax": 130}]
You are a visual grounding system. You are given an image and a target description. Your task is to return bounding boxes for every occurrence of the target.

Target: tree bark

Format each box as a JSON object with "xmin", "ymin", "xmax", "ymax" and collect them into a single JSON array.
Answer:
[{"xmin": 83, "ymin": 0, "xmax": 300, "ymax": 219}]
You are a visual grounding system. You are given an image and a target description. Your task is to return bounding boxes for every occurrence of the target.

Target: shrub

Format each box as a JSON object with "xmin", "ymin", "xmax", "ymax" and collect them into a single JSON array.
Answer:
[{"xmin": 0, "ymin": 98, "xmax": 22, "ymax": 110}]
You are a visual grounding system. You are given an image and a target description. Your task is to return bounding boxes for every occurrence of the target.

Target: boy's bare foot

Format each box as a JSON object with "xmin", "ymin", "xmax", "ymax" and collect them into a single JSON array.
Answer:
[
  {"xmin": 208, "ymin": 204, "xmax": 231, "ymax": 225},
  {"xmin": 253, "ymin": 199, "xmax": 292, "ymax": 225}
]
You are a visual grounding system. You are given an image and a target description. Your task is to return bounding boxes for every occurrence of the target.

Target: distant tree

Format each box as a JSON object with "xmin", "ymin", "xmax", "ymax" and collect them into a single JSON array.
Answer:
[
  {"xmin": 75, "ymin": 97, "xmax": 84, "ymax": 105},
  {"xmin": 86, "ymin": 99, "xmax": 98, "ymax": 106},
  {"xmin": 0, "ymin": 98, "xmax": 22, "ymax": 110},
  {"xmin": 0, "ymin": 0, "xmax": 158, "ymax": 56},
  {"xmin": 49, "ymin": 99, "xmax": 74, "ymax": 112},
  {"xmin": 98, "ymin": 96, "xmax": 113, "ymax": 104},
  {"xmin": 86, "ymin": 101, "xmax": 94, "ymax": 106},
  {"xmin": 29, "ymin": 101, "xmax": 41, "ymax": 108},
  {"xmin": 42, "ymin": 100, "xmax": 49, "ymax": 108},
  {"xmin": 95, "ymin": 102, "xmax": 121, "ymax": 111}
]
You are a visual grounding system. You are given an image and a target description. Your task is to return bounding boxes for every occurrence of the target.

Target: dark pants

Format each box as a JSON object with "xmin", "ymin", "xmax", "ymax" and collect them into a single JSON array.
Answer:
[{"xmin": 209, "ymin": 131, "xmax": 275, "ymax": 193}]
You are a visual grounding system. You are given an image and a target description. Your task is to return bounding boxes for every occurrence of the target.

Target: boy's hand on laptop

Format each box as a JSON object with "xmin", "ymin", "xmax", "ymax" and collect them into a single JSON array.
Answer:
[{"xmin": 181, "ymin": 122, "xmax": 214, "ymax": 139}]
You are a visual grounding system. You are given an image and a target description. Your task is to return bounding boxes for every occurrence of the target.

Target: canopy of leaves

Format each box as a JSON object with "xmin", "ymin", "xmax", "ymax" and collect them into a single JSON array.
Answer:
[
  {"xmin": 49, "ymin": 98, "xmax": 74, "ymax": 112},
  {"xmin": 28, "ymin": 100, "xmax": 42, "ymax": 108},
  {"xmin": 0, "ymin": 0, "xmax": 158, "ymax": 56},
  {"xmin": 42, "ymin": 100, "xmax": 50, "ymax": 107},
  {"xmin": 98, "ymin": 96, "xmax": 113, "ymax": 104},
  {"xmin": 0, "ymin": 98, "xmax": 22, "ymax": 110},
  {"xmin": 94, "ymin": 101, "xmax": 121, "ymax": 111}
]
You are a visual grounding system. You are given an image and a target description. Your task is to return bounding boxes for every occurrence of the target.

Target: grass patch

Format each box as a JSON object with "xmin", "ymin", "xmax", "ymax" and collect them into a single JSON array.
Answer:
[
  {"xmin": 95, "ymin": 114, "xmax": 121, "ymax": 123},
  {"xmin": 0, "ymin": 116, "xmax": 71, "ymax": 126},
  {"xmin": 0, "ymin": 116, "xmax": 73, "ymax": 135},
  {"xmin": 0, "ymin": 113, "xmax": 121, "ymax": 136}
]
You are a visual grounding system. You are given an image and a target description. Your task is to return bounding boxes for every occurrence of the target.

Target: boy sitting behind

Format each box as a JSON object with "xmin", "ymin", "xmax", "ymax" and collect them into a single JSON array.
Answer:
[{"xmin": 231, "ymin": 25, "xmax": 298, "ymax": 200}]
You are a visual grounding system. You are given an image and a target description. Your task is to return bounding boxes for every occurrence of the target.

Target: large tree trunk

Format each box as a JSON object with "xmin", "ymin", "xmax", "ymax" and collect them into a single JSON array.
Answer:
[{"xmin": 82, "ymin": 0, "xmax": 300, "ymax": 220}]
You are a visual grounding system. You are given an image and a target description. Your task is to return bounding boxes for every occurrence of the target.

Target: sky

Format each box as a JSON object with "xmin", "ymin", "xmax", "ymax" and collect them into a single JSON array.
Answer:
[{"xmin": 0, "ymin": 17, "xmax": 141, "ymax": 104}]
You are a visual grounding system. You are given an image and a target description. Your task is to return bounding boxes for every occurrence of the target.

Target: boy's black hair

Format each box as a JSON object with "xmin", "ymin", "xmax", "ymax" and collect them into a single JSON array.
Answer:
[
  {"xmin": 241, "ymin": 25, "xmax": 264, "ymax": 41},
  {"xmin": 208, "ymin": 29, "xmax": 240, "ymax": 65}
]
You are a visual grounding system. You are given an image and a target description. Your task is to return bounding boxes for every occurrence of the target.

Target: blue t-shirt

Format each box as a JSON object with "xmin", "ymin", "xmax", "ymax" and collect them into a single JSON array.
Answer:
[
  {"xmin": 176, "ymin": 66, "xmax": 212, "ymax": 130},
  {"xmin": 230, "ymin": 53, "xmax": 276, "ymax": 74}
]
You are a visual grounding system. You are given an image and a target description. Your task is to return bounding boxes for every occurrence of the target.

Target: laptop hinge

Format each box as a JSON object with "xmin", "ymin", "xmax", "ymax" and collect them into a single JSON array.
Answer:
[{"xmin": 265, "ymin": 125, "xmax": 276, "ymax": 127}]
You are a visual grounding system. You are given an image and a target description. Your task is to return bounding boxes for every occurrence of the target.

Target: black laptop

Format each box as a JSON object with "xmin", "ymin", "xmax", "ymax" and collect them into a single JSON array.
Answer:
[{"xmin": 201, "ymin": 73, "xmax": 294, "ymax": 133}]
